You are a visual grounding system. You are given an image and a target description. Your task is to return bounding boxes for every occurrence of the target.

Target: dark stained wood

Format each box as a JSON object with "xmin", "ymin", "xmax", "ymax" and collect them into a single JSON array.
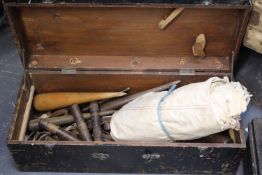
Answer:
[
  {"xmin": 29, "ymin": 55, "xmax": 230, "ymax": 71},
  {"xmin": 233, "ymin": 7, "xmax": 252, "ymax": 62},
  {"xmin": 4, "ymin": 1, "xmax": 251, "ymax": 173},
  {"xmin": 21, "ymin": 7, "xmax": 233, "ymax": 54},
  {"xmin": 248, "ymin": 119, "xmax": 262, "ymax": 175},
  {"xmin": 4, "ymin": 6, "xmax": 247, "ymax": 71},
  {"xmin": 7, "ymin": 80, "xmax": 27, "ymax": 141},
  {"xmin": 8, "ymin": 74, "xmax": 33, "ymax": 140},
  {"xmin": 5, "ymin": 3, "xmax": 250, "ymax": 9},
  {"xmin": 4, "ymin": 6, "xmax": 28, "ymax": 66},
  {"xmin": 29, "ymin": 72, "xmax": 228, "ymax": 94},
  {"xmin": 8, "ymin": 141, "xmax": 244, "ymax": 173}
]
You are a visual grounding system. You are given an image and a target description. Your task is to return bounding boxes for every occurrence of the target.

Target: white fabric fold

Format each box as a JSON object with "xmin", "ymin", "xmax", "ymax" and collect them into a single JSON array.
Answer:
[{"xmin": 110, "ymin": 77, "xmax": 251, "ymax": 142}]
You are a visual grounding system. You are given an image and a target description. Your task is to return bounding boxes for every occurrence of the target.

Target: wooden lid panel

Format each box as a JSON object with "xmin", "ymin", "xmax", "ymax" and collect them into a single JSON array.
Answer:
[{"xmin": 5, "ymin": 5, "xmax": 250, "ymax": 71}]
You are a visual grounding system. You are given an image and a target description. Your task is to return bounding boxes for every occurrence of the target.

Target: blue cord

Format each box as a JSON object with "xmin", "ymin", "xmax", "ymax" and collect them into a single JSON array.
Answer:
[{"xmin": 157, "ymin": 85, "xmax": 176, "ymax": 141}]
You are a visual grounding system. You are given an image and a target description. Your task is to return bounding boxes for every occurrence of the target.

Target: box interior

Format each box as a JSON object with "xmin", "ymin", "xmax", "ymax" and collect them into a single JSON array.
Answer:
[
  {"xmin": 7, "ymin": 71, "xmax": 245, "ymax": 146},
  {"xmin": 5, "ymin": 4, "xmax": 249, "ymax": 146}
]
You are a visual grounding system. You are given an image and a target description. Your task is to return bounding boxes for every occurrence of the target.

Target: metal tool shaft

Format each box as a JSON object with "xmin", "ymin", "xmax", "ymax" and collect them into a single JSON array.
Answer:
[
  {"xmin": 71, "ymin": 104, "xmax": 92, "ymax": 141},
  {"xmin": 100, "ymin": 80, "xmax": 180, "ymax": 111},
  {"xmin": 28, "ymin": 110, "xmax": 116, "ymax": 131},
  {"xmin": 90, "ymin": 102, "xmax": 102, "ymax": 141},
  {"xmin": 39, "ymin": 119, "xmax": 80, "ymax": 141}
]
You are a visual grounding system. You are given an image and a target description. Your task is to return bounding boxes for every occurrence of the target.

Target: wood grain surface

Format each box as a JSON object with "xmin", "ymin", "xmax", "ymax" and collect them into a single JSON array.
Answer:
[{"xmin": 12, "ymin": 7, "xmax": 245, "ymax": 70}]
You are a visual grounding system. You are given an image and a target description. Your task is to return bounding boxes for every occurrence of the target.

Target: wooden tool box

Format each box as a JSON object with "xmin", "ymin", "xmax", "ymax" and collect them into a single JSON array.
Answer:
[{"xmin": 4, "ymin": 0, "xmax": 251, "ymax": 173}]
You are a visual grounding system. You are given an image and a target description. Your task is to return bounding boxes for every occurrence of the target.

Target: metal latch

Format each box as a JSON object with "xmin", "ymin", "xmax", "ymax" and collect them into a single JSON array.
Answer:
[
  {"xmin": 61, "ymin": 68, "xmax": 77, "ymax": 74},
  {"xmin": 179, "ymin": 69, "xmax": 196, "ymax": 76}
]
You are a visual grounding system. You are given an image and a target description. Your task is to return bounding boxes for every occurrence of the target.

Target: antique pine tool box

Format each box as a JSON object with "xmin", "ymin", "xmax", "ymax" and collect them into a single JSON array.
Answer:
[{"xmin": 4, "ymin": 0, "xmax": 251, "ymax": 174}]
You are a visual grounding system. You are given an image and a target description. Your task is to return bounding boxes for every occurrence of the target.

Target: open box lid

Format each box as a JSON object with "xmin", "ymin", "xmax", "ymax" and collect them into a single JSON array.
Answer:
[{"xmin": 4, "ymin": 1, "xmax": 251, "ymax": 74}]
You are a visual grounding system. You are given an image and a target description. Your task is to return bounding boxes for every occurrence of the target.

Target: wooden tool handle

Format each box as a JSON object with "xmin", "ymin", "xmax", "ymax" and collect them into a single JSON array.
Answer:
[{"xmin": 33, "ymin": 92, "xmax": 126, "ymax": 111}]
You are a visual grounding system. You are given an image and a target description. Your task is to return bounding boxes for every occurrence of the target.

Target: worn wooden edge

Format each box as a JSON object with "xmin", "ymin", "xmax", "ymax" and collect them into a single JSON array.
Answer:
[
  {"xmin": 3, "ymin": 2, "xmax": 251, "ymax": 9},
  {"xmin": 28, "ymin": 69, "xmax": 231, "ymax": 76},
  {"xmin": 28, "ymin": 56, "xmax": 231, "ymax": 72},
  {"xmin": 7, "ymin": 139, "xmax": 246, "ymax": 148},
  {"xmin": 248, "ymin": 120, "xmax": 258, "ymax": 174},
  {"xmin": 29, "ymin": 69, "xmax": 232, "ymax": 74},
  {"xmin": 3, "ymin": 5, "xmax": 27, "ymax": 66},
  {"xmin": 6, "ymin": 79, "xmax": 26, "ymax": 141},
  {"xmin": 233, "ymin": 6, "xmax": 252, "ymax": 64}
]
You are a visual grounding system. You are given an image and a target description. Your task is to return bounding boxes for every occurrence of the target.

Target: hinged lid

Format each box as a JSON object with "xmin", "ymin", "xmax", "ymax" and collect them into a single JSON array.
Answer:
[{"xmin": 4, "ymin": 1, "xmax": 251, "ymax": 73}]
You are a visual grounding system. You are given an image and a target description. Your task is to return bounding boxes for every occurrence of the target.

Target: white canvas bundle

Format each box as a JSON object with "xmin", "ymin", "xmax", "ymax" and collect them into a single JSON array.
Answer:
[{"xmin": 110, "ymin": 77, "xmax": 251, "ymax": 142}]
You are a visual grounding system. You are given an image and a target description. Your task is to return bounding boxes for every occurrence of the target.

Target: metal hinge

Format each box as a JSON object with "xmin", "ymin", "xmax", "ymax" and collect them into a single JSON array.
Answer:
[
  {"xmin": 179, "ymin": 69, "xmax": 196, "ymax": 76},
  {"xmin": 61, "ymin": 68, "xmax": 77, "ymax": 74}
]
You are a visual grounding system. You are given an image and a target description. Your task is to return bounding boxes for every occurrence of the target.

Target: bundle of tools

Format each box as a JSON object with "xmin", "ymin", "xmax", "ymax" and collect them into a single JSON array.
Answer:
[
  {"xmin": 25, "ymin": 80, "xmax": 180, "ymax": 141},
  {"xmin": 25, "ymin": 77, "xmax": 251, "ymax": 142},
  {"xmin": 110, "ymin": 77, "xmax": 251, "ymax": 142}
]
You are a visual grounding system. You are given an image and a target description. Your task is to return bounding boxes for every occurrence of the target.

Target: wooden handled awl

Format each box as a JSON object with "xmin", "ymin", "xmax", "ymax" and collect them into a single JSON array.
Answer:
[{"xmin": 34, "ymin": 92, "xmax": 126, "ymax": 111}]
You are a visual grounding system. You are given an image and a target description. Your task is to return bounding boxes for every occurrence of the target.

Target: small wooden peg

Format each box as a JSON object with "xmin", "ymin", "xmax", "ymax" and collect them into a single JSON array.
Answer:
[
  {"xmin": 158, "ymin": 8, "xmax": 184, "ymax": 30},
  {"xmin": 19, "ymin": 85, "xmax": 35, "ymax": 141},
  {"xmin": 192, "ymin": 33, "xmax": 206, "ymax": 57}
]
